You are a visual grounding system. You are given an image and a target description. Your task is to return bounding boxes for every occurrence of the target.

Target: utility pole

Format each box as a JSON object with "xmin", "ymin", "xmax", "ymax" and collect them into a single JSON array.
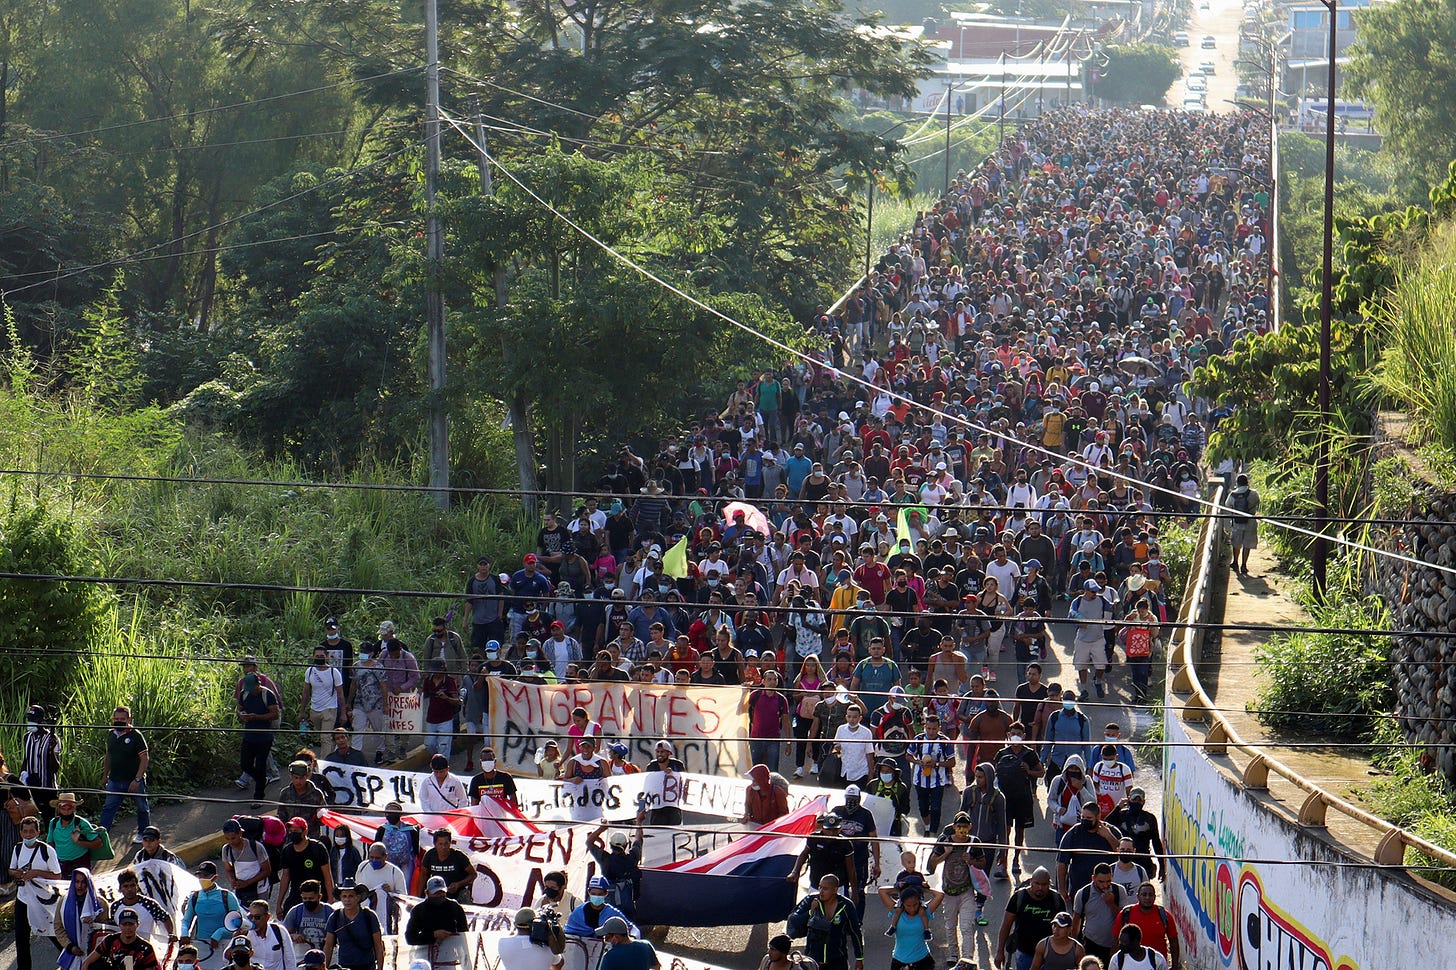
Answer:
[
  {"xmin": 944, "ymin": 81, "xmax": 955, "ymax": 195},
  {"xmin": 1313, "ymin": 0, "xmax": 1337, "ymax": 597},
  {"xmin": 424, "ymin": 0, "xmax": 449, "ymax": 508},
  {"xmin": 865, "ymin": 179, "xmax": 875, "ymax": 282},
  {"xmin": 998, "ymin": 53, "xmax": 1006, "ymax": 146}
]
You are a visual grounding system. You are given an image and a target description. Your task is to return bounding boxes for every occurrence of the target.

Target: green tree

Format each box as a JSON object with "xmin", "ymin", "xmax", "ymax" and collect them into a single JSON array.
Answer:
[
  {"xmin": 1092, "ymin": 45, "xmax": 1180, "ymax": 105},
  {"xmin": 1346, "ymin": 0, "xmax": 1456, "ymax": 193},
  {"xmin": 0, "ymin": 504, "xmax": 110, "ymax": 702}
]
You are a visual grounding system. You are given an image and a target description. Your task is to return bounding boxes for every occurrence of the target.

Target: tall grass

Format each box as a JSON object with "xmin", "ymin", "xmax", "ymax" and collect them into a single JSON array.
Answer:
[{"xmin": 1369, "ymin": 221, "xmax": 1456, "ymax": 453}]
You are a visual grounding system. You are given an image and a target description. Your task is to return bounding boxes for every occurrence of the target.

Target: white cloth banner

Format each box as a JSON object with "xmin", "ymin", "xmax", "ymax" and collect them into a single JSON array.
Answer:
[
  {"xmin": 318, "ymin": 760, "xmax": 893, "ymax": 830},
  {"xmin": 35, "ymin": 859, "xmax": 202, "ymax": 964}
]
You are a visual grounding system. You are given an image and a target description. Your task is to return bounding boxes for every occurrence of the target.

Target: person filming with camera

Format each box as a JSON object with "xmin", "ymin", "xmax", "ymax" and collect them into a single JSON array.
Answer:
[{"xmin": 499, "ymin": 906, "xmax": 565, "ymax": 970}]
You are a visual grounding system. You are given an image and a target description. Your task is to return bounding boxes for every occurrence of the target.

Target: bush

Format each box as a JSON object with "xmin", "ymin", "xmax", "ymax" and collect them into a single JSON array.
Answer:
[{"xmin": 1253, "ymin": 596, "xmax": 1394, "ymax": 738}]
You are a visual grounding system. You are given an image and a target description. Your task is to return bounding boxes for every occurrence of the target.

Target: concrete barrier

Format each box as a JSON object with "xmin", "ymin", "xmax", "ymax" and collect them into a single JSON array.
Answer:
[{"xmin": 1163, "ymin": 485, "xmax": 1456, "ymax": 969}]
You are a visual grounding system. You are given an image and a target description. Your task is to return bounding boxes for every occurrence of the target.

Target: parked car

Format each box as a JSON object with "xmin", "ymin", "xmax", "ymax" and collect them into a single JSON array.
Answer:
[
  {"xmin": 1201, "ymin": 35, "xmax": 1217, "ymax": 48},
  {"xmin": 1181, "ymin": 97, "xmax": 1207, "ymax": 112},
  {"xmin": 1199, "ymin": 59, "xmax": 1216, "ymax": 74},
  {"xmin": 1174, "ymin": 30, "xmax": 1190, "ymax": 46},
  {"xmin": 1186, "ymin": 74, "xmax": 1208, "ymax": 92}
]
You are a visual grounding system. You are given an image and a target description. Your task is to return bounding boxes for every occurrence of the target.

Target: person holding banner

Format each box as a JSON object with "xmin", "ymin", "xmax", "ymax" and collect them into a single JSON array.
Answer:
[
  {"xmin": 564, "ymin": 875, "xmax": 637, "ymax": 940},
  {"xmin": 588, "ymin": 822, "xmax": 644, "ymax": 919},
  {"xmin": 10, "ymin": 816, "xmax": 60, "ymax": 970},
  {"xmin": 643, "ymin": 742, "xmax": 684, "ymax": 827},
  {"xmin": 353, "ymin": 842, "xmax": 407, "ymax": 921},
  {"xmin": 55, "ymin": 867, "xmax": 104, "ymax": 970}
]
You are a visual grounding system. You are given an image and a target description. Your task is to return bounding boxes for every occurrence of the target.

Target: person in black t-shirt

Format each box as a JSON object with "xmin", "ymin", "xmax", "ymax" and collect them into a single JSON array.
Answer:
[
  {"xmin": 420, "ymin": 828, "xmax": 475, "ymax": 905},
  {"xmin": 788, "ymin": 815, "xmax": 855, "ymax": 891},
  {"xmin": 469, "ymin": 747, "xmax": 521, "ymax": 809},
  {"xmin": 996, "ymin": 867, "xmax": 1066, "ymax": 969},
  {"xmin": 277, "ymin": 819, "xmax": 334, "ymax": 913}
]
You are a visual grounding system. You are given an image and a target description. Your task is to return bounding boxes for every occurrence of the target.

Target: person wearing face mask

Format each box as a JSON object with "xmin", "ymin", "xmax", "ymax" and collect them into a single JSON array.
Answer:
[
  {"xmin": 352, "ymin": 842, "xmax": 407, "ymax": 921},
  {"xmin": 536, "ymin": 869, "xmax": 579, "ymax": 922},
  {"xmin": 180, "ymin": 861, "xmax": 242, "ymax": 952},
  {"xmin": 325, "ymin": 824, "xmax": 363, "ymax": 887},
  {"xmin": 277, "ymin": 761, "xmax": 327, "ymax": 834},
  {"xmin": 1106, "ymin": 838, "xmax": 1148, "ymax": 899},
  {"xmin": 46, "ymin": 792, "xmax": 104, "ymax": 877},
  {"xmin": 277, "ymin": 816, "xmax": 334, "ymax": 913},
  {"xmin": 19, "ymin": 705, "xmax": 61, "ymax": 825},
  {"xmin": 831, "ymin": 785, "xmax": 880, "ymax": 906},
  {"xmin": 587, "ymin": 821, "xmax": 645, "ymax": 918},
  {"xmin": 301, "ymin": 648, "xmax": 346, "ymax": 748},
  {"xmin": 283, "ymin": 879, "xmax": 333, "ymax": 950},
  {"xmin": 1104, "ymin": 788, "xmax": 1165, "ymax": 881},
  {"xmin": 9, "ymin": 815, "xmax": 60, "ymax": 970},
  {"xmin": 1055, "ymin": 802, "xmax": 1122, "ymax": 902},
  {"xmin": 1040, "ymin": 692, "xmax": 1091, "ymax": 786},
  {"xmin": 346, "ymin": 643, "xmax": 388, "ymax": 766},
  {"xmin": 221, "ymin": 934, "xmax": 265, "ymax": 970},
  {"xmin": 319, "ymin": 617, "xmax": 356, "ymax": 696},
  {"xmin": 966, "ymin": 690, "xmax": 1014, "ymax": 769},
  {"xmin": 99, "ymin": 706, "xmax": 151, "ymax": 846},
  {"xmin": 517, "ymin": 638, "xmax": 560, "ymax": 685},
  {"xmin": 564, "ymin": 874, "xmax": 638, "ymax": 939},
  {"xmin": 469, "ymin": 746, "xmax": 521, "ymax": 808},
  {"xmin": 542, "ymin": 621, "xmax": 583, "ymax": 681}
]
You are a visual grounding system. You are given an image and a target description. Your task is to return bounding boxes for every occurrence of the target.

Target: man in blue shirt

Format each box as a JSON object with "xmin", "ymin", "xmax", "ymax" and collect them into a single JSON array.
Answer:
[
  {"xmin": 784, "ymin": 443, "xmax": 814, "ymax": 498},
  {"xmin": 597, "ymin": 916, "xmax": 657, "ymax": 970},
  {"xmin": 849, "ymin": 638, "xmax": 900, "ymax": 716}
]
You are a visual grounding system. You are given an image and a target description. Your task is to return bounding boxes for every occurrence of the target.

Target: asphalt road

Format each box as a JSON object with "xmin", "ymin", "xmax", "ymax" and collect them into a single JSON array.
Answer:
[
  {"xmin": 1169, "ymin": 0, "xmax": 1251, "ymax": 113},
  {"xmin": 4, "ymin": 609, "xmax": 1163, "ymax": 970}
]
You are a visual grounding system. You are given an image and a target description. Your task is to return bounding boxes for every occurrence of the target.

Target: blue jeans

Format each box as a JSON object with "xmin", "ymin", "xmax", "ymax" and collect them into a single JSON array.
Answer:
[
  {"xmin": 1015, "ymin": 950, "xmax": 1035, "ymax": 970},
  {"xmin": 748, "ymin": 739, "xmax": 782, "ymax": 774},
  {"xmin": 424, "ymin": 720, "xmax": 454, "ymax": 757},
  {"xmin": 99, "ymin": 778, "xmax": 150, "ymax": 833}
]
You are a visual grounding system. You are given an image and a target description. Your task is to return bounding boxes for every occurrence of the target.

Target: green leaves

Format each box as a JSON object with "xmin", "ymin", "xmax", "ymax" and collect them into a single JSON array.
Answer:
[{"xmin": 1093, "ymin": 45, "xmax": 1181, "ymax": 106}]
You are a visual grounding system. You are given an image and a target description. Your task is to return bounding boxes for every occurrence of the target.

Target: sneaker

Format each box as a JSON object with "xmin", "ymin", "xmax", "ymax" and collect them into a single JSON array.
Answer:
[
  {"xmin": 810, "ymin": 762, "xmax": 819, "ymax": 775},
  {"xmin": 794, "ymin": 767, "xmax": 805, "ymax": 778},
  {"xmin": 993, "ymin": 867, "xmax": 1008, "ymax": 879},
  {"xmin": 375, "ymin": 751, "xmax": 385, "ymax": 766},
  {"xmin": 1095, "ymin": 680, "xmax": 1106, "ymax": 698},
  {"xmin": 985, "ymin": 668, "xmax": 997, "ymax": 683},
  {"xmin": 265, "ymin": 771, "xmax": 280, "ymax": 783},
  {"xmin": 234, "ymin": 774, "xmax": 251, "ymax": 790},
  {"xmin": 1012, "ymin": 862, "xmax": 1022, "ymax": 878},
  {"xmin": 974, "ymin": 908, "xmax": 988, "ymax": 926},
  {"xmin": 981, "ymin": 666, "xmax": 991, "ymax": 681},
  {"xmin": 131, "ymin": 835, "xmax": 144, "ymax": 846}
]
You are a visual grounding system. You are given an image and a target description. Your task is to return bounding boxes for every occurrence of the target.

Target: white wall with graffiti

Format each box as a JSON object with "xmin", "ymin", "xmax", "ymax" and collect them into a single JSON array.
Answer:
[{"xmin": 1162, "ymin": 713, "xmax": 1456, "ymax": 970}]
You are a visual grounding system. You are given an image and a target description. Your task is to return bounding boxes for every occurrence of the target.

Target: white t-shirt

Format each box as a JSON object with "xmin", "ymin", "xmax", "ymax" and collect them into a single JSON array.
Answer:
[
  {"xmin": 353, "ymin": 860, "xmax": 409, "ymax": 919},
  {"xmin": 305, "ymin": 666, "xmax": 343, "ymax": 712},
  {"xmin": 419, "ymin": 773, "xmax": 468, "ymax": 812},
  {"xmin": 833, "ymin": 723, "xmax": 876, "ymax": 782},
  {"xmin": 248, "ymin": 921, "xmax": 298, "ymax": 970},
  {"xmin": 499, "ymin": 933, "xmax": 564, "ymax": 970}
]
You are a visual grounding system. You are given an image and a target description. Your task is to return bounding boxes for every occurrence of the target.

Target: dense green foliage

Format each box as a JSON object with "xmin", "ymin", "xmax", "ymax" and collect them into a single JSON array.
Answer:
[
  {"xmin": 0, "ymin": 0, "xmax": 932, "ymax": 484},
  {"xmin": 1346, "ymin": 0, "xmax": 1456, "ymax": 194},
  {"xmin": 1092, "ymin": 45, "xmax": 1181, "ymax": 106}
]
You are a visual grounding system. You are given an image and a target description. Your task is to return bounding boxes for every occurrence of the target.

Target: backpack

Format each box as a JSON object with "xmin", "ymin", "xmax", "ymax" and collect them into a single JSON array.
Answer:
[
  {"xmin": 1227, "ymin": 489, "xmax": 1253, "ymax": 520},
  {"xmin": 1047, "ymin": 709, "xmax": 1088, "ymax": 743},
  {"xmin": 233, "ymin": 815, "xmax": 285, "ymax": 874}
]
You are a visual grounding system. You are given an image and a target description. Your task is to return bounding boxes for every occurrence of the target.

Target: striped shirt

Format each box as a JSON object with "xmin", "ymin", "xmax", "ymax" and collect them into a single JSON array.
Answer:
[
  {"xmin": 21, "ymin": 728, "xmax": 60, "ymax": 788},
  {"xmin": 906, "ymin": 735, "xmax": 956, "ymax": 789}
]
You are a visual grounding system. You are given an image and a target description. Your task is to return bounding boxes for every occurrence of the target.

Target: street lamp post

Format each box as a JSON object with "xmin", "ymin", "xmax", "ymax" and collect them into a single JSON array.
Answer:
[
  {"xmin": 945, "ymin": 79, "xmax": 957, "ymax": 194},
  {"xmin": 999, "ymin": 53, "xmax": 1007, "ymax": 145},
  {"xmin": 1313, "ymin": 0, "xmax": 1336, "ymax": 597}
]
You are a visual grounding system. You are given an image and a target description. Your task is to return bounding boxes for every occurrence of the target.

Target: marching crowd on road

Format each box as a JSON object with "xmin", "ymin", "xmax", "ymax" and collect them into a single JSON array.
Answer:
[{"xmin": 0, "ymin": 105, "xmax": 1267, "ymax": 970}]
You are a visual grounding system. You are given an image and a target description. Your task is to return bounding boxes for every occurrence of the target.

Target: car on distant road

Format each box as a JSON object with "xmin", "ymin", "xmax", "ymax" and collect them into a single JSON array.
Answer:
[
  {"xmin": 1181, "ymin": 97, "xmax": 1207, "ymax": 112},
  {"xmin": 1186, "ymin": 74, "xmax": 1208, "ymax": 92},
  {"xmin": 1201, "ymin": 35, "xmax": 1217, "ymax": 48},
  {"xmin": 1174, "ymin": 31, "xmax": 1190, "ymax": 46},
  {"xmin": 1199, "ymin": 60, "xmax": 1216, "ymax": 74}
]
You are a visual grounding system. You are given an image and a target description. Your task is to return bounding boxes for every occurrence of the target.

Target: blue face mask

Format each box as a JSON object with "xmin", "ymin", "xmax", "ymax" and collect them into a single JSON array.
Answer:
[
  {"xmin": 589, "ymin": 894, "xmax": 608, "ymax": 906},
  {"xmin": 370, "ymin": 859, "xmax": 385, "ymax": 870}
]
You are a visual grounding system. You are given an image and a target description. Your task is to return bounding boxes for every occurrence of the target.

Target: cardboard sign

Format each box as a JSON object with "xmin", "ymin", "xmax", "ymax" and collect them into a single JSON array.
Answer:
[{"xmin": 386, "ymin": 691, "xmax": 422, "ymax": 733}]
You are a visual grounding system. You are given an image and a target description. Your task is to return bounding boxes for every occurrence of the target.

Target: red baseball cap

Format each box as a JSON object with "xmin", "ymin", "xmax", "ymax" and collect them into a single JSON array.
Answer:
[
  {"xmin": 550, "ymin": 620, "xmax": 565, "ymax": 630},
  {"xmin": 287, "ymin": 816, "xmax": 309, "ymax": 830},
  {"xmin": 523, "ymin": 554, "xmax": 538, "ymax": 564}
]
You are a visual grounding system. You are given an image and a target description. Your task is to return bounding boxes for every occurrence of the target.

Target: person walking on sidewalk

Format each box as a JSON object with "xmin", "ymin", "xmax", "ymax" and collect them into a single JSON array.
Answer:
[
  {"xmin": 302, "ymin": 648, "xmax": 346, "ymax": 748},
  {"xmin": 1226, "ymin": 474, "xmax": 1260, "ymax": 576},
  {"xmin": 99, "ymin": 706, "xmax": 150, "ymax": 845},
  {"xmin": 9, "ymin": 815, "xmax": 61, "ymax": 970}
]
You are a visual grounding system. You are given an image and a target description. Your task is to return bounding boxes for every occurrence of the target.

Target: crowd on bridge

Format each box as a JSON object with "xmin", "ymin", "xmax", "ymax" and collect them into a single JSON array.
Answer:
[{"xmin": 2, "ymin": 105, "xmax": 1270, "ymax": 970}]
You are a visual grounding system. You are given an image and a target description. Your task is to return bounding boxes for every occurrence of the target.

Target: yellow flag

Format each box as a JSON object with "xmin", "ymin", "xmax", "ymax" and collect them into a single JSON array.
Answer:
[
  {"xmin": 896, "ymin": 505, "xmax": 930, "ymax": 548},
  {"xmin": 662, "ymin": 534, "xmax": 690, "ymax": 579}
]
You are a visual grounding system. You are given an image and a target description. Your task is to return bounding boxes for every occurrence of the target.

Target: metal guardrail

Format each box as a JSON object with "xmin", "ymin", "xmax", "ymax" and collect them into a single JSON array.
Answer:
[{"xmin": 1166, "ymin": 485, "xmax": 1456, "ymax": 877}]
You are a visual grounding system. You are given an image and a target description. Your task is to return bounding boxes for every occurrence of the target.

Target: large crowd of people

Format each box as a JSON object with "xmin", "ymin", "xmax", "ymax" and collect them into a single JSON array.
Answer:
[{"xmin": 3, "ymin": 106, "xmax": 1268, "ymax": 970}]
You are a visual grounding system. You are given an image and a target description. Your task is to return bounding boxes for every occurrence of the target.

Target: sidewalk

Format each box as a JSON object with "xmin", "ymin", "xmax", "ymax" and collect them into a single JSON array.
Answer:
[{"xmin": 1197, "ymin": 541, "xmax": 1373, "ymax": 800}]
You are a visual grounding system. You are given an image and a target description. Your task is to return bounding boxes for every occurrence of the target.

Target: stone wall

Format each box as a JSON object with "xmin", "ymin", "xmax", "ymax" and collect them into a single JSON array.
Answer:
[{"xmin": 1366, "ymin": 463, "xmax": 1456, "ymax": 782}]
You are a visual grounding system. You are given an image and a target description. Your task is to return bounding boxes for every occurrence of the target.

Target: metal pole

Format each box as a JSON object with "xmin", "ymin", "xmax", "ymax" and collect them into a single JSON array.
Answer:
[
  {"xmin": 424, "ymin": 0, "xmax": 449, "ymax": 508},
  {"xmin": 1313, "ymin": 0, "xmax": 1335, "ymax": 597},
  {"xmin": 999, "ymin": 53, "xmax": 1006, "ymax": 145},
  {"xmin": 945, "ymin": 82, "xmax": 954, "ymax": 195},
  {"xmin": 1038, "ymin": 47, "xmax": 1045, "ymax": 116}
]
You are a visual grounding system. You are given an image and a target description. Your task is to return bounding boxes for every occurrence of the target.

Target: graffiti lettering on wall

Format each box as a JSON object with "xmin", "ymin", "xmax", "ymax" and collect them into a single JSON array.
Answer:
[{"xmin": 1234, "ymin": 869, "xmax": 1358, "ymax": 970}]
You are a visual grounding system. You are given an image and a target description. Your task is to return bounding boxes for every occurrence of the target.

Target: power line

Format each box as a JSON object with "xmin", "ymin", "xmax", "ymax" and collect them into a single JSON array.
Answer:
[
  {"xmin": 0, "ymin": 720, "xmax": 1432, "ymax": 750},
  {"xmin": 0, "ymin": 68, "xmax": 420, "ymax": 152},
  {"xmin": 440, "ymin": 111, "xmax": 1405, "ymax": 580},
  {"xmin": 5, "ymin": 463, "xmax": 1434, "ymax": 527},
  {"xmin": 23, "ymin": 781, "xmax": 1453, "ymax": 870}
]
